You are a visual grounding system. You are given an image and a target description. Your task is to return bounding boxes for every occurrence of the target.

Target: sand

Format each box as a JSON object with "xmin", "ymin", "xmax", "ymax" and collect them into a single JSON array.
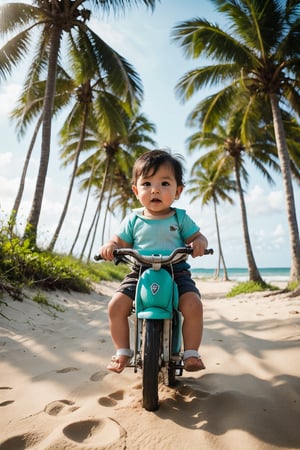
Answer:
[{"xmin": 0, "ymin": 279, "xmax": 299, "ymax": 450}]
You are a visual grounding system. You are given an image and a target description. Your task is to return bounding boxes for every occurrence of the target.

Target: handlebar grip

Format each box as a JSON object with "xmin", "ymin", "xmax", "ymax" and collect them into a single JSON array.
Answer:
[
  {"xmin": 94, "ymin": 254, "xmax": 103, "ymax": 261},
  {"xmin": 204, "ymin": 248, "xmax": 214, "ymax": 255}
]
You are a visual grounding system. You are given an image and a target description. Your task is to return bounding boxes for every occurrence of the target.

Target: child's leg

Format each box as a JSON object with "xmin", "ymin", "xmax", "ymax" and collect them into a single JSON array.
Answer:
[
  {"xmin": 107, "ymin": 292, "xmax": 133, "ymax": 373},
  {"xmin": 179, "ymin": 291, "xmax": 205, "ymax": 371}
]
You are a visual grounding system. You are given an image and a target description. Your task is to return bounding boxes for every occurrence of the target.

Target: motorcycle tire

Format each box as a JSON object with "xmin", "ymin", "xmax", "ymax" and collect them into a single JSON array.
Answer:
[{"xmin": 142, "ymin": 319, "xmax": 162, "ymax": 411}]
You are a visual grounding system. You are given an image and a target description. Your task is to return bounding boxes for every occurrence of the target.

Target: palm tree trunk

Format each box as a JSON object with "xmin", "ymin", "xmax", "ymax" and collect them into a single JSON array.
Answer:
[
  {"xmin": 10, "ymin": 114, "xmax": 43, "ymax": 223},
  {"xmin": 213, "ymin": 199, "xmax": 220, "ymax": 279},
  {"xmin": 25, "ymin": 26, "xmax": 62, "ymax": 245},
  {"xmin": 270, "ymin": 94, "xmax": 300, "ymax": 282},
  {"xmin": 79, "ymin": 157, "xmax": 110, "ymax": 260},
  {"xmin": 235, "ymin": 159, "xmax": 264, "ymax": 283},
  {"xmin": 80, "ymin": 199, "xmax": 101, "ymax": 260},
  {"xmin": 69, "ymin": 168, "xmax": 95, "ymax": 256},
  {"xmin": 87, "ymin": 203, "xmax": 102, "ymax": 261},
  {"xmin": 87, "ymin": 168, "xmax": 114, "ymax": 259},
  {"xmin": 213, "ymin": 198, "xmax": 229, "ymax": 281},
  {"xmin": 48, "ymin": 104, "xmax": 89, "ymax": 251},
  {"xmin": 101, "ymin": 175, "xmax": 113, "ymax": 245}
]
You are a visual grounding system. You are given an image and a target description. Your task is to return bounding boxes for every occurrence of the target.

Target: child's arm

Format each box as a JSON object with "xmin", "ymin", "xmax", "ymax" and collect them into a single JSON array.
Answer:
[
  {"xmin": 186, "ymin": 231, "xmax": 208, "ymax": 257},
  {"xmin": 99, "ymin": 235, "xmax": 131, "ymax": 261}
]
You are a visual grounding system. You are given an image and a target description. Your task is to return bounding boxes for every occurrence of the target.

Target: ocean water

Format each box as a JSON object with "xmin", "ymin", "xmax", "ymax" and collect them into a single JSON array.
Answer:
[{"xmin": 191, "ymin": 267, "xmax": 290, "ymax": 283}]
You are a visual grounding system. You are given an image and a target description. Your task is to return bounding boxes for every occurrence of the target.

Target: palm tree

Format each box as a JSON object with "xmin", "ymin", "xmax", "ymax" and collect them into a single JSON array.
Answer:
[
  {"xmin": 187, "ymin": 162, "xmax": 236, "ymax": 280},
  {"xmin": 171, "ymin": 0, "xmax": 300, "ymax": 281},
  {"xmin": 0, "ymin": 0, "xmax": 157, "ymax": 246},
  {"xmin": 86, "ymin": 114, "xmax": 157, "ymax": 260},
  {"xmin": 47, "ymin": 78, "xmax": 133, "ymax": 251},
  {"xmin": 187, "ymin": 107, "xmax": 281, "ymax": 283},
  {"xmin": 68, "ymin": 154, "xmax": 100, "ymax": 256},
  {"xmin": 9, "ymin": 64, "xmax": 72, "ymax": 223},
  {"xmin": 65, "ymin": 109, "xmax": 156, "ymax": 259}
]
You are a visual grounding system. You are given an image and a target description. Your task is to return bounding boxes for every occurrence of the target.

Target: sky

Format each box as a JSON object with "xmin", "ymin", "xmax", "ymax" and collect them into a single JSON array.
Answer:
[{"xmin": 0, "ymin": 0, "xmax": 299, "ymax": 269}]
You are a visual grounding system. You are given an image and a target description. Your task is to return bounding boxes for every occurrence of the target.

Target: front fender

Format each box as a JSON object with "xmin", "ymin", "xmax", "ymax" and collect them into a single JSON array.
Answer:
[{"xmin": 135, "ymin": 268, "xmax": 178, "ymax": 318}]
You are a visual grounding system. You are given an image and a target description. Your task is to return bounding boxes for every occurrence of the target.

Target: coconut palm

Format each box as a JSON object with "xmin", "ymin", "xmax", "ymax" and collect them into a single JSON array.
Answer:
[
  {"xmin": 172, "ymin": 0, "xmax": 300, "ymax": 281},
  {"xmin": 47, "ymin": 79, "xmax": 133, "ymax": 251},
  {"xmin": 9, "ymin": 64, "xmax": 73, "ymax": 223},
  {"xmin": 64, "ymin": 109, "xmax": 156, "ymax": 258},
  {"xmin": 187, "ymin": 104, "xmax": 282, "ymax": 283},
  {"xmin": 187, "ymin": 162, "xmax": 236, "ymax": 280},
  {"xmin": 0, "ymin": 0, "xmax": 157, "ymax": 246}
]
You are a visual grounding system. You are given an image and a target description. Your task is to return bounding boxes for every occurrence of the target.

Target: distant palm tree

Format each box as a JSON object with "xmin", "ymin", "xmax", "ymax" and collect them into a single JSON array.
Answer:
[
  {"xmin": 69, "ymin": 110, "xmax": 156, "ymax": 259},
  {"xmin": 172, "ymin": 0, "xmax": 300, "ymax": 281},
  {"xmin": 47, "ymin": 78, "xmax": 132, "ymax": 251},
  {"xmin": 187, "ymin": 163, "xmax": 236, "ymax": 280},
  {"xmin": 0, "ymin": 0, "xmax": 157, "ymax": 245},
  {"xmin": 68, "ymin": 154, "xmax": 100, "ymax": 256},
  {"xmin": 187, "ymin": 108, "xmax": 281, "ymax": 283}
]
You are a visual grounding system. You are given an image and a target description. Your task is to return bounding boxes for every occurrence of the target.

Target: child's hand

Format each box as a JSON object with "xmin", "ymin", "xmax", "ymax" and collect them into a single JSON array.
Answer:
[
  {"xmin": 99, "ymin": 241, "xmax": 117, "ymax": 261},
  {"xmin": 189, "ymin": 233, "xmax": 208, "ymax": 257}
]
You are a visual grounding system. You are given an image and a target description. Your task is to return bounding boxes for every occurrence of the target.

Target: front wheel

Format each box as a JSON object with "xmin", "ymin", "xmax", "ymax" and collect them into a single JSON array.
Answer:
[{"xmin": 142, "ymin": 319, "xmax": 162, "ymax": 411}]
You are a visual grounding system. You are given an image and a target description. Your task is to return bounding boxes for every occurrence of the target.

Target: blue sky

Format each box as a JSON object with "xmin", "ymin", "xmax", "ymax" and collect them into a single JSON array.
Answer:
[{"xmin": 0, "ymin": 0, "xmax": 299, "ymax": 268}]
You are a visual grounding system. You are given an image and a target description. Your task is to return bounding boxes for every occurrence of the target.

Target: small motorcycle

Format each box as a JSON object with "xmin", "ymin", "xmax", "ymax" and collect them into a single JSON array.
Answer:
[{"xmin": 95, "ymin": 246, "xmax": 213, "ymax": 411}]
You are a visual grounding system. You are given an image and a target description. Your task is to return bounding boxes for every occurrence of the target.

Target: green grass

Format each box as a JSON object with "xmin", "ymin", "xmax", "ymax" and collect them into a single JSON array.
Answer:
[
  {"xmin": 32, "ymin": 292, "xmax": 65, "ymax": 312},
  {"xmin": 226, "ymin": 280, "xmax": 279, "ymax": 297},
  {"xmin": 0, "ymin": 223, "xmax": 129, "ymax": 300}
]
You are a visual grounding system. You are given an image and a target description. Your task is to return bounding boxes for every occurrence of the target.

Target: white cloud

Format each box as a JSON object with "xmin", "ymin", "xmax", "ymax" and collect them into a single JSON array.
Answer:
[
  {"xmin": 246, "ymin": 184, "xmax": 285, "ymax": 216},
  {"xmin": 268, "ymin": 190, "xmax": 284, "ymax": 211},
  {"xmin": 272, "ymin": 223, "xmax": 285, "ymax": 238},
  {"xmin": 0, "ymin": 152, "xmax": 12, "ymax": 167},
  {"xmin": 0, "ymin": 84, "xmax": 22, "ymax": 118}
]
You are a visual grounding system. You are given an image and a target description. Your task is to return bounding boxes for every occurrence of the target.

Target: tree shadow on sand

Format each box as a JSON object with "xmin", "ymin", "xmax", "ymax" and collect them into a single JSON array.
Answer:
[{"xmin": 156, "ymin": 371, "xmax": 300, "ymax": 448}]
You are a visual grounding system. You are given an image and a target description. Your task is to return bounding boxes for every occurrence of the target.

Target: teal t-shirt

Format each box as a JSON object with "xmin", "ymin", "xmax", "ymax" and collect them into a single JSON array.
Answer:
[{"xmin": 117, "ymin": 207, "xmax": 200, "ymax": 258}]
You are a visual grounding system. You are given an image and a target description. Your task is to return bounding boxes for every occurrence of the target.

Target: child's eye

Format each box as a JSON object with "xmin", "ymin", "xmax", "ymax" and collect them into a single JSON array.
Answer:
[
  {"xmin": 162, "ymin": 181, "xmax": 170, "ymax": 186},
  {"xmin": 142, "ymin": 181, "xmax": 151, "ymax": 186}
]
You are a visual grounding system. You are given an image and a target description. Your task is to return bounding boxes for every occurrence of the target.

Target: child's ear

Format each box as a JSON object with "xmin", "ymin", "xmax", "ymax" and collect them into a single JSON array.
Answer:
[
  {"xmin": 175, "ymin": 185, "xmax": 183, "ymax": 199},
  {"xmin": 132, "ymin": 185, "xmax": 138, "ymax": 197}
]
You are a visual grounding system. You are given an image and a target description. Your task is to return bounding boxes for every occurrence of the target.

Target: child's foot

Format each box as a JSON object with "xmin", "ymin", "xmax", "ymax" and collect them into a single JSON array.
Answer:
[
  {"xmin": 183, "ymin": 350, "xmax": 205, "ymax": 372},
  {"xmin": 184, "ymin": 356, "xmax": 205, "ymax": 372},
  {"xmin": 107, "ymin": 355, "xmax": 130, "ymax": 373},
  {"xmin": 107, "ymin": 349, "xmax": 133, "ymax": 373}
]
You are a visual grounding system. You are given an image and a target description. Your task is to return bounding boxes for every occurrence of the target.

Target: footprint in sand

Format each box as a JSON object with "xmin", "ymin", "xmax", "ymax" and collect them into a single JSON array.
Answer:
[
  {"xmin": 0, "ymin": 417, "xmax": 125, "ymax": 450},
  {"xmin": 0, "ymin": 387, "xmax": 14, "ymax": 409},
  {"xmin": 55, "ymin": 367, "xmax": 79, "ymax": 374},
  {"xmin": 0, "ymin": 400, "xmax": 14, "ymax": 407},
  {"xmin": 62, "ymin": 418, "xmax": 126, "ymax": 447},
  {"xmin": 44, "ymin": 399, "xmax": 79, "ymax": 416},
  {"xmin": 0, "ymin": 431, "xmax": 45, "ymax": 450},
  {"xmin": 90, "ymin": 370, "xmax": 106, "ymax": 381},
  {"xmin": 98, "ymin": 390, "xmax": 125, "ymax": 407}
]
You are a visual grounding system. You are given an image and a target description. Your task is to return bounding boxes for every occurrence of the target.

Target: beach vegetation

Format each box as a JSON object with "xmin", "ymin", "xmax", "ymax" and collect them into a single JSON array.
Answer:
[
  {"xmin": 32, "ymin": 292, "xmax": 65, "ymax": 312},
  {"xmin": 0, "ymin": 223, "xmax": 128, "ymax": 301},
  {"xmin": 226, "ymin": 281, "xmax": 277, "ymax": 298},
  {"xmin": 287, "ymin": 280, "xmax": 300, "ymax": 292}
]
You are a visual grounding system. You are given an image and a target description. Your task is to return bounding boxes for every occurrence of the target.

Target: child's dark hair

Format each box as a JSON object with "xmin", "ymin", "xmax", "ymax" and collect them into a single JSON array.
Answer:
[{"xmin": 132, "ymin": 149, "xmax": 185, "ymax": 186}]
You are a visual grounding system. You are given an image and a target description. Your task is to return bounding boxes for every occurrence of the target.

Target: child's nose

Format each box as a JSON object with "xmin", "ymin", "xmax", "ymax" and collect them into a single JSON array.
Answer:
[{"xmin": 151, "ymin": 185, "xmax": 160, "ymax": 193}]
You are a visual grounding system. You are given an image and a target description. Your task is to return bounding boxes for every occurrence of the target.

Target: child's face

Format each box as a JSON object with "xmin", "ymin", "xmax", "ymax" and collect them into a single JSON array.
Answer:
[{"xmin": 132, "ymin": 163, "xmax": 183, "ymax": 216}]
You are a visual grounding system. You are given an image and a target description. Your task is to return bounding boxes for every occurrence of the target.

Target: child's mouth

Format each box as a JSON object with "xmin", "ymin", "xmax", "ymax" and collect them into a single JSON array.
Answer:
[{"xmin": 151, "ymin": 198, "xmax": 161, "ymax": 203}]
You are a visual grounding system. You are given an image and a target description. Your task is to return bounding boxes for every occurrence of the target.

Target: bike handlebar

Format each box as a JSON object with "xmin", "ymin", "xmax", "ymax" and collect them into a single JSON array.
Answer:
[{"xmin": 94, "ymin": 246, "xmax": 214, "ymax": 264}]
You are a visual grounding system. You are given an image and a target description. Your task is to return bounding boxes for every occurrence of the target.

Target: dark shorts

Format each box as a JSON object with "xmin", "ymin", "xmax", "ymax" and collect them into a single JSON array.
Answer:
[{"xmin": 116, "ymin": 266, "xmax": 200, "ymax": 301}]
